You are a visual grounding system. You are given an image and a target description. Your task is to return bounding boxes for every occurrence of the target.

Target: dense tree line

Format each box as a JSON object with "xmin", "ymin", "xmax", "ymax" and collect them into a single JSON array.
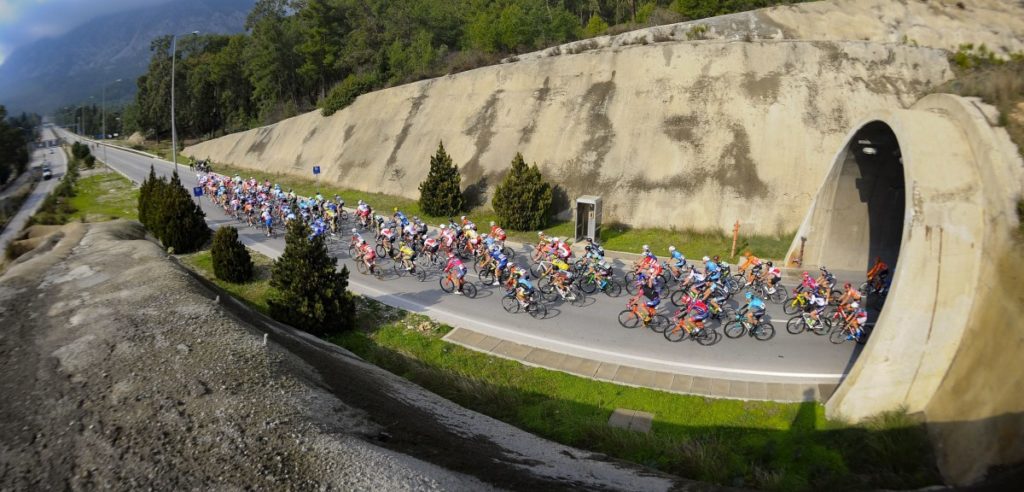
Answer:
[
  {"xmin": 124, "ymin": 0, "xmax": 807, "ymax": 140},
  {"xmin": 53, "ymin": 105, "xmax": 124, "ymax": 139},
  {"xmin": 0, "ymin": 106, "xmax": 38, "ymax": 184}
]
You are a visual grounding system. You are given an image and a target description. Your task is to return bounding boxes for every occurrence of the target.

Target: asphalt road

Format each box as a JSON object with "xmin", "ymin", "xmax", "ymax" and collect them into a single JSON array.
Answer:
[
  {"xmin": 58, "ymin": 128, "xmax": 863, "ymax": 385},
  {"xmin": 0, "ymin": 127, "xmax": 67, "ymax": 253}
]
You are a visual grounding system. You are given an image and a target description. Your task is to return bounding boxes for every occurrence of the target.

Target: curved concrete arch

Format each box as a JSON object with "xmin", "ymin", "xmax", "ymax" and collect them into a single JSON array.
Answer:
[{"xmin": 788, "ymin": 93, "xmax": 1024, "ymax": 484}]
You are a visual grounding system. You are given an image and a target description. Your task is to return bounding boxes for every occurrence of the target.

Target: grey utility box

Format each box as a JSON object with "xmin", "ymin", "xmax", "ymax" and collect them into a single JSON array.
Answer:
[{"xmin": 574, "ymin": 195, "xmax": 602, "ymax": 242}]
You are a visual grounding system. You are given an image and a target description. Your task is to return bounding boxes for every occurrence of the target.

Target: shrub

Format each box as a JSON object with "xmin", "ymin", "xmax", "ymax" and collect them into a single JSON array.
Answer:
[
  {"xmin": 269, "ymin": 220, "xmax": 355, "ymax": 336},
  {"xmin": 582, "ymin": 15, "xmax": 609, "ymax": 38},
  {"xmin": 211, "ymin": 226, "xmax": 253, "ymax": 282},
  {"xmin": 151, "ymin": 171, "xmax": 210, "ymax": 254},
  {"xmin": 319, "ymin": 72, "xmax": 378, "ymax": 117},
  {"xmin": 418, "ymin": 141, "xmax": 465, "ymax": 216},
  {"xmin": 491, "ymin": 152, "xmax": 553, "ymax": 231},
  {"xmin": 82, "ymin": 155, "xmax": 96, "ymax": 169},
  {"xmin": 137, "ymin": 166, "xmax": 164, "ymax": 236}
]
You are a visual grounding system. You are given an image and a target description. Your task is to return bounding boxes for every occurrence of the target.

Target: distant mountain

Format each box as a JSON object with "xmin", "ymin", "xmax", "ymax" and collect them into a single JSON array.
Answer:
[{"xmin": 0, "ymin": 0, "xmax": 253, "ymax": 115}]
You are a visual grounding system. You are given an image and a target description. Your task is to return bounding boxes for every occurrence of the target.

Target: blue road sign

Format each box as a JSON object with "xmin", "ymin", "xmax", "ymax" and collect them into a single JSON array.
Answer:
[
  {"xmin": 193, "ymin": 186, "xmax": 203, "ymax": 197},
  {"xmin": 313, "ymin": 165, "xmax": 321, "ymax": 175}
]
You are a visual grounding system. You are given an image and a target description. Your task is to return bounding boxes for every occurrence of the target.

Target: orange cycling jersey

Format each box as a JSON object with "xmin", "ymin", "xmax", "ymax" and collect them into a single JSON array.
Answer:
[
  {"xmin": 738, "ymin": 255, "xmax": 761, "ymax": 271},
  {"xmin": 867, "ymin": 260, "xmax": 888, "ymax": 280}
]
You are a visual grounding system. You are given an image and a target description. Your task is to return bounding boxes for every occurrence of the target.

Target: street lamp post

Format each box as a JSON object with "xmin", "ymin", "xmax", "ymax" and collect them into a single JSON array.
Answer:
[
  {"xmin": 101, "ymin": 78, "xmax": 122, "ymax": 164},
  {"xmin": 170, "ymin": 31, "xmax": 199, "ymax": 172}
]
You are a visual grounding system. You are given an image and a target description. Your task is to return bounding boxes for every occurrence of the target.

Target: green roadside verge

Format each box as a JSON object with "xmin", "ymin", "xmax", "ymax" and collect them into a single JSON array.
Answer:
[
  {"xmin": 205, "ymin": 162, "xmax": 793, "ymax": 261},
  {"xmin": 177, "ymin": 245, "xmax": 938, "ymax": 491},
  {"xmin": 69, "ymin": 168, "xmax": 139, "ymax": 222}
]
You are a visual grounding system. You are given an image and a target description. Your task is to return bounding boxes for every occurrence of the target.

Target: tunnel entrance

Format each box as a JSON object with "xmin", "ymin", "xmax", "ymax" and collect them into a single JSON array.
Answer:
[{"xmin": 814, "ymin": 121, "xmax": 905, "ymax": 275}]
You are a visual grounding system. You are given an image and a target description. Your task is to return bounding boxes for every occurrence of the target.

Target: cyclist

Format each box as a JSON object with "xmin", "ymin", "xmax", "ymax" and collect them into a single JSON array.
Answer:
[
  {"xmin": 489, "ymin": 221, "xmax": 507, "ymax": 244},
  {"xmin": 816, "ymin": 265, "xmax": 835, "ymax": 293},
  {"xmin": 665, "ymin": 246, "xmax": 687, "ymax": 279},
  {"xmin": 758, "ymin": 261, "xmax": 782, "ymax": 293},
  {"xmin": 739, "ymin": 292, "xmax": 767, "ymax": 327},
  {"xmin": 685, "ymin": 298, "xmax": 710, "ymax": 335},
  {"xmin": 553, "ymin": 237, "xmax": 572, "ymax": 261},
  {"xmin": 738, "ymin": 251, "xmax": 762, "ymax": 286},
  {"xmin": 805, "ymin": 290, "xmax": 828, "ymax": 326},
  {"xmin": 703, "ymin": 256, "xmax": 721, "ymax": 282},
  {"xmin": 838, "ymin": 282, "xmax": 863, "ymax": 309},
  {"xmin": 422, "ymin": 234, "xmax": 440, "ymax": 264},
  {"xmin": 514, "ymin": 268, "xmax": 535, "ymax": 306},
  {"xmin": 393, "ymin": 207, "xmax": 409, "ymax": 227},
  {"xmin": 398, "ymin": 241, "xmax": 417, "ymax": 272},
  {"xmin": 698, "ymin": 279, "xmax": 726, "ymax": 317},
  {"xmin": 797, "ymin": 271, "xmax": 818, "ymax": 293},
  {"xmin": 492, "ymin": 250, "xmax": 511, "ymax": 286},
  {"xmin": 583, "ymin": 237, "xmax": 604, "ymax": 258},
  {"xmin": 867, "ymin": 256, "xmax": 889, "ymax": 291},
  {"xmin": 379, "ymin": 221, "xmax": 397, "ymax": 253},
  {"xmin": 262, "ymin": 209, "xmax": 274, "ymax": 237},
  {"xmin": 843, "ymin": 302, "xmax": 868, "ymax": 340},
  {"xmin": 680, "ymin": 265, "xmax": 705, "ymax": 292},
  {"xmin": 359, "ymin": 240, "xmax": 377, "ymax": 275},
  {"xmin": 640, "ymin": 272, "xmax": 661, "ymax": 322},
  {"xmin": 443, "ymin": 252, "xmax": 468, "ymax": 294}
]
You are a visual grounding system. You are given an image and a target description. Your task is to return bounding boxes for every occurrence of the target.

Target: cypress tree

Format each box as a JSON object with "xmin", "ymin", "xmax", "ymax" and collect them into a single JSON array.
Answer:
[
  {"xmin": 211, "ymin": 226, "xmax": 253, "ymax": 282},
  {"xmin": 154, "ymin": 171, "xmax": 210, "ymax": 253},
  {"xmin": 269, "ymin": 220, "xmax": 355, "ymax": 336},
  {"xmin": 137, "ymin": 166, "xmax": 160, "ymax": 231},
  {"xmin": 491, "ymin": 153, "xmax": 553, "ymax": 231},
  {"xmin": 418, "ymin": 141, "xmax": 464, "ymax": 216}
]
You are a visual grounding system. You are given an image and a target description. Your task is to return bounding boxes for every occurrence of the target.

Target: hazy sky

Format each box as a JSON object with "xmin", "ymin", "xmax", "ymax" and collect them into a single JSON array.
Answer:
[{"xmin": 0, "ymin": 0, "xmax": 169, "ymax": 65}]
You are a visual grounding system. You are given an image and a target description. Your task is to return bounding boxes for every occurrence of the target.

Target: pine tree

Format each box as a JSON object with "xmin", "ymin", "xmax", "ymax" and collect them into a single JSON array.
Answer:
[
  {"xmin": 269, "ymin": 220, "xmax": 355, "ymax": 336},
  {"xmin": 418, "ymin": 141, "xmax": 464, "ymax": 216},
  {"xmin": 491, "ymin": 153, "xmax": 553, "ymax": 231},
  {"xmin": 211, "ymin": 226, "xmax": 254, "ymax": 282},
  {"xmin": 154, "ymin": 171, "xmax": 210, "ymax": 253},
  {"xmin": 138, "ymin": 166, "xmax": 163, "ymax": 234}
]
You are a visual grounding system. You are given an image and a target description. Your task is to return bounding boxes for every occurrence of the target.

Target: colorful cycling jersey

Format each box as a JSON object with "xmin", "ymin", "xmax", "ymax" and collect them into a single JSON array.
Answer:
[
  {"xmin": 399, "ymin": 245, "xmax": 415, "ymax": 258},
  {"xmin": 518, "ymin": 277, "xmax": 534, "ymax": 290},
  {"xmin": 854, "ymin": 309, "xmax": 868, "ymax": 324},
  {"xmin": 687, "ymin": 270, "xmax": 705, "ymax": 283},
  {"xmin": 381, "ymin": 228, "xmax": 395, "ymax": 238},
  {"xmin": 690, "ymin": 302, "xmax": 709, "ymax": 321},
  {"xmin": 555, "ymin": 242, "xmax": 571, "ymax": 259},
  {"xmin": 768, "ymin": 267, "xmax": 782, "ymax": 279},
  {"xmin": 395, "ymin": 211, "xmax": 409, "ymax": 226},
  {"xmin": 424, "ymin": 237, "xmax": 438, "ymax": 249},
  {"xmin": 748, "ymin": 297, "xmax": 766, "ymax": 311},
  {"xmin": 552, "ymin": 258, "xmax": 570, "ymax": 271},
  {"xmin": 444, "ymin": 257, "xmax": 465, "ymax": 273},
  {"xmin": 490, "ymin": 225, "xmax": 506, "ymax": 240},
  {"xmin": 670, "ymin": 250, "xmax": 686, "ymax": 267},
  {"xmin": 496, "ymin": 254, "xmax": 509, "ymax": 269}
]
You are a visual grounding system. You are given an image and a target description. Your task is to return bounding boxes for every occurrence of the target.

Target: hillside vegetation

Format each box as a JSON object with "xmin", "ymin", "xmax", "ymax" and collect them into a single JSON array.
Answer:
[{"xmin": 120, "ymin": 0, "xmax": 809, "ymax": 139}]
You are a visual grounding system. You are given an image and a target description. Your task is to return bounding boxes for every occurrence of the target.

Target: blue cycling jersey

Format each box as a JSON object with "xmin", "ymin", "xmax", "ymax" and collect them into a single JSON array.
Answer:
[
  {"xmin": 497, "ymin": 256, "xmax": 509, "ymax": 269},
  {"xmin": 671, "ymin": 250, "xmax": 686, "ymax": 266},
  {"xmin": 518, "ymin": 278, "xmax": 533, "ymax": 290},
  {"xmin": 748, "ymin": 298, "xmax": 766, "ymax": 311}
]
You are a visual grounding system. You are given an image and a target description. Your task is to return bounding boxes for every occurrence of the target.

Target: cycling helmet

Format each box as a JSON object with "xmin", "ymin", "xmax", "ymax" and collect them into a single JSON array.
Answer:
[
  {"xmin": 351, "ymin": 228, "xmax": 357, "ymax": 233},
  {"xmin": 820, "ymin": 266, "xmax": 828, "ymax": 272},
  {"xmin": 702, "ymin": 256, "xmax": 710, "ymax": 262},
  {"xmin": 460, "ymin": 215, "xmax": 467, "ymax": 221},
  {"xmin": 537, "ymin": 231, "xmax": 544, "ymax": 236},
  {"xmin": 552, "ymin": 237, "xmax": 560, "ymax": 243},
  {"xmin": 850, "ymin": 302, "xmax": 860, "ymax": 309},
  {"xmin": 766, "ymin": 261, "xmax": 773, "ymax": 267},
  {"xmin": 801, "ymin": 271, "xmax": 810, "ymax": 278},
  {"xmin": 713, "ymin": 255, "xmax": 720, "ymax": 262},
  {"xmin": 668, "ymin": 246, "xmax": 676, "ymax": 252},
  {"xmin": 440, "ymin": 224, "xmax": 447, "ymax": 229},
  {"xmin": 584, "ymin": 245, "xmax": 592, "ymax": 252},
  {"xmin": 393, "ymin": 207, "xmax": 399, "ymax": 212},
  {"xmin": 745, "ymin": 292, "xmax": 753, "ymax": 300},
  {"xmin": 642, "ymin": 244, "xmax": 650, "ymax": 251},
  {"xmin": 447, "ymin": 251, "xmax": 455, "ymax": 258},
  {"xmin": 844, "ymin": 282, "xmax": 852, "ymax": 289},
  {"xmin": 489, "ymin": 221, "xmax": 495, "ymax": 226}
]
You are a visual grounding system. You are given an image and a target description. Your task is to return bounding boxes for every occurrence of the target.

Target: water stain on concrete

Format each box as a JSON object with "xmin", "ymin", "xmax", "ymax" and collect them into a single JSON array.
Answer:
[
  {"xmin": 661, "ymin": 114, "xmax": 705, "ymax": 149},
  {"xmin": 384, "ymin": 85, "xmax": 431, "ymax": 179},
  {"xmin": 518, "ymin": 78, "xmax": 550, "ymax": 146},
  {"xmin": 742, "ymin": 72, "xmax": 782, "ymax": 102},
  {"xmin": 714, "ymin": 124, "xmax": 768, "ymax": 198},
  {"xmin": 343, "ymin": 124, "xmax": 356, "ymax": 142},
  {"xmin": 302, "ymin": 126, "xmax": 318, "ymax": 144},
  {"xmin": 661, "ymin": 45, "xmax": 674, "ymax": 67},
  {"xmin": 462, "ymin": 90, "xmax": 504, "ymax": 185},
  {"xmin": 579, "ymin": 79, "xmax": 617, "ymax": 174},
  {"xmin": 246, "ymin": 127, "xmax": 274, "ymax": 158}
]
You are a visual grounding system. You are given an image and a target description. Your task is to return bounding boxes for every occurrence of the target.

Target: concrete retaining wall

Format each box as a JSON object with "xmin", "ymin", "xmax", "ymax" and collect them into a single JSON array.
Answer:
[{"xmin": 185, "ymin": 40, "xmax": 950, "ymax": 235}]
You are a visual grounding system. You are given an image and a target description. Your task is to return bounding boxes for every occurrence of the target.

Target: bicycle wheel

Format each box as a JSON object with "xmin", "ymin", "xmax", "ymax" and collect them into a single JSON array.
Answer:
[
  {"xmin": 724, "ymin": 320, "xmax": 746, "ymax": 339},
  {"xmin": 540, "ymin": 284, "xmax": 559, "ymax": 302},
  {"xmin": 502, "ymin": 246, "xmax": 515, "ymax": 261},
  {"xmin": 648, "ymin": 315, "xmax": 669, "ymax": 334},
  {"xmin": 604, "ymin": 280, "xmax": 623, "ymax": 297},
  {"xmin": 579, "ymin": 277, "xmax": 598, "ymax": 294},
  {"xmin": 439, "ymin": 276, "xmax": 455, "ymax": 293},
  {"xmin": 623, "ymin": 271, "xmax": 637, "ymax": 285},
  {"xmin": 670, "ymin": 289, "xmax": 687, "ymax": 307},
  {"xmin": 618, "ymin": 310, "xmax": 640, "ymax": 328},
  {"xmin": 356, "ymin": 261, "xmax": 368, "ymax": 275},
  {"xmin": 479, "ymin": 269, "xmax": 495, "ymax": 286},
  {"xmin": 664, "ymin": 324, "xmax": 688, "ymax": 342},
  {"xmin": 347, "ymin": 245, "xmax": 358, "ymax": 258},
  {"xmin": 625, "ymin": 280, "xmax": 640, "ymax": 296},
  {"xmin": 829, "ymin": 325, "xmax": 848, "ymax": 344},
  {"xmin": 767, "ymin": 285, "xmax": 787, "ymax": 304},
  {"xmin": 527, "ymin": 301, "xmax": 547, "ymax": 319},
  {"xmin": 502, "ymin": 295, "xmax": 520, "ymax": 313},
  {"xmin": 753, "ymin": 322, "xmax": 775, "ymax": 341},
  {"xmin": 782, "ymin": 297, "xmax": 802, "ymax": 315},
  {"xmin": 568, "ymin": 285, "xmax": 587, "ymax": 307},
  {"xmin": 462, "ymin": 282, "xmax": 478, "ymax": 299},
  {"xmin": 415, "ymin": 267, "xmax": 427, "ymax": 282},
  {"xmin": 812, "ymin": 317, "xmax": 831, "ymax": 336},
  {"xmin": 695, "ymin": 328, "xmax": 720, "ymax": 346},
  {"xmin": 786, "ymin": 316, "xmax": 805, "ymax": 334}
]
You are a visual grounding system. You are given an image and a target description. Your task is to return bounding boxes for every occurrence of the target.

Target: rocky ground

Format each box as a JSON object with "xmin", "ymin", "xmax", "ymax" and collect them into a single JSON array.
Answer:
[{"xmin": 0, "ymin": 220, "xmax": 694, "ymax": 491}]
